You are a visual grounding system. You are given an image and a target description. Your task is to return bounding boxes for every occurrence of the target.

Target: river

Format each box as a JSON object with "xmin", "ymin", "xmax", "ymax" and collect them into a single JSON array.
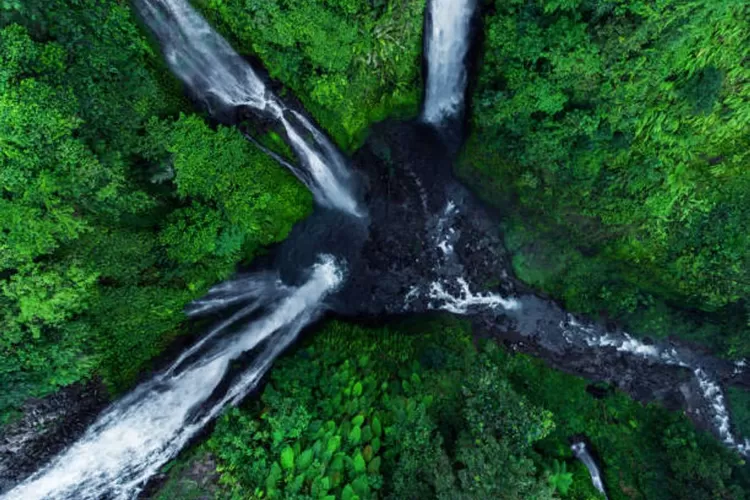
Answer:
[{"xmin": 1, "ymin": 0, "xmax": 748, "ymax": 497}]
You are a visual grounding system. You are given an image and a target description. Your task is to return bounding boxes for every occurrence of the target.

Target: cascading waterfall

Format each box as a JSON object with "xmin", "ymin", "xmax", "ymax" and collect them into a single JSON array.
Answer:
[
  {"xmin": 134, "ymin": 0, "xmax": 361, "ymax": 217},
  {"xmin": 422, "ymin": 0, "xmax": 477, "ymax": 124},
  {"xmin": 571, "ymin": 441, "xmax": 607, "ymax": 498},
  {"xmin": 4, "ymin": 257, "xmax": 343, "ymax": 500},
  {"xmin": 4, "ymin": 0, "xmax": 750, "ymax": 496}
]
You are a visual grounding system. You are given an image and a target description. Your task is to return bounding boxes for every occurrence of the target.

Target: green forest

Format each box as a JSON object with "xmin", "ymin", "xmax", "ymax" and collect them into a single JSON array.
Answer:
[
  {"xmin": 158, "ymin": 320, "xmax": 748, "ymax": 499},
  {"xmin": 460, "ymin": 0, "xmax": 750, "ymax": 356},
  {"xmin": 1, "ymin": 0, "xmax": 749, "ymax": 498}
]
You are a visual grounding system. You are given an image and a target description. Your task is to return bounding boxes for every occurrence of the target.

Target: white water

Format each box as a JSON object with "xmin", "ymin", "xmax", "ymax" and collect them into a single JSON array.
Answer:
[
  {"xmin": 4, "ymin": 257, "xmax": 343, "ymax": 500},
  {"xmin": 435, "ymin": 201, "xmax": 458, "ymax": 256},
  {"xmin": 429, "ymin": 278, "xmax": 520, "ymax": 314},
  {"xmin": 571, "ymin": 441, "xmax": 607, "ymax": 498},
  {"xmin": 422, "ymin": 0, "xmax": 477, "ymax": 124},
  {"xmin": 134, "ymin": 0, "xmax": 361, "ymax": 216},
  {"xmin": 562, "ymin": 315, "xmax": 750, "ymax": 457},
  {"xmin": 695, "ymin": 369, "xmax": 750, "ymax": 455}
]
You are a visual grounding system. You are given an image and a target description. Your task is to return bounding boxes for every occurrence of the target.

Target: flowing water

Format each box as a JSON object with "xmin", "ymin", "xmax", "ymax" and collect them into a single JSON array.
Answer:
[
  {"xmin": 422, "ymin": 0, "xmax": 477, "ymax": 124},
  {"xmin": 4, "ymin": 257, "xmax": 343, "ymax": 500},
  {"xmin": 3, "ymin": 0, "xmax": 750, "ymax": 497},
  {"xmin": 571, "ymin": 441, "xmax": 607, "ymax": 498},
  {"xmin": 423, "ymin": 198, "xmax": 750, "ymax": 458},
  {"xmin": 134, "ymin": 0, "xmax": 361, "ymax": 216}
]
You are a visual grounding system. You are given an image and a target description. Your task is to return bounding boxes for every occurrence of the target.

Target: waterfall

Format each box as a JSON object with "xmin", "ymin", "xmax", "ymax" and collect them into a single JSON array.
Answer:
[
  {"xmin": 4, "ymin": 257, "xmax": 343, "ymax": 500},
  {"xmin": 422, "ymin": 0, "xmax": 477, "ymax": 124},
  {"xmin": 134, "ymin": 0, "xmax": 361, "ymax": 217},
  {"xmin": 571, "ymin": 441, "xmax": 607, "ymax": 498}
]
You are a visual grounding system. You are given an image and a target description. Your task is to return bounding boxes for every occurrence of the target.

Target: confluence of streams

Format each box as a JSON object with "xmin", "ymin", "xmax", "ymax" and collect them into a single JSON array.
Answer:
[{"xmin": 3, "ymin": 0, "xmax": 748, "ymax": 498}]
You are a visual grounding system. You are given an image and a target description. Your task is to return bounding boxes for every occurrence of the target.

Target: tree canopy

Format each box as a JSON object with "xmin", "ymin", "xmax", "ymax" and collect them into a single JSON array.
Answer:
[
  {"xmin": 460, "ymin": 0, "xmax": 750, "ymax": 356},
  {"xmin": 0, "ymin": 1, "xmax": 310, "ymax": 418}
]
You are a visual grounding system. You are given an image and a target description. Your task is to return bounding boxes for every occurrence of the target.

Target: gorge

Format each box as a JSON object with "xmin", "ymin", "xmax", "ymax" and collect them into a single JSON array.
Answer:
[{"xmin": 1, "ymin": 0, "xmax": 749, "ymax": 498}]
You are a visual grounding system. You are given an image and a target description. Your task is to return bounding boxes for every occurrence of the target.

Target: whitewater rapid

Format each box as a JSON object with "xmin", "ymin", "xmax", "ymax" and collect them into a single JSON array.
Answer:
[
  {"xmin": 134, "ymin": 0, "xmax": 361, "ymax": 216},
  {"xmin": 423, "ymin": 198, "xmax": 749, "ymax": 459},
  {"xmin": 4, "ymin": 257, "xmax": 343, "ymax": 500}
]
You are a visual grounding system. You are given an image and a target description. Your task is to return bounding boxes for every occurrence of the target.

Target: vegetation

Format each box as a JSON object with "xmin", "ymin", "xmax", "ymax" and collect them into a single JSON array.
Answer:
[
  {"xmin": 158, "ymin": 319, "xmax": 749, "ymax": 499},
  {"xmin": 4, "ymin": 0, "xmax": 750, "ymax": 497},
  {"xmin": 459, "ymin": 0, "xmax": 750, "ymax": 356},
  {"xmin": 0, "ymin": 0, "xmax": 427, "ymax": 421},
  {"xmin": 197, "ymin": 0, "xmax": 425, "ymax": 151},
  {"xmin": 0, "ymin": 1, "xmax": 311, "ymax": 419}
]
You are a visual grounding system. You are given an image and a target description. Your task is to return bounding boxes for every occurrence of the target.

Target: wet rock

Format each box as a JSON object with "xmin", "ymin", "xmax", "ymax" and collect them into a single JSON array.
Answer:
[{"xmin": 0, "ymin": 380, "xmax": 109, "ymax": 493}]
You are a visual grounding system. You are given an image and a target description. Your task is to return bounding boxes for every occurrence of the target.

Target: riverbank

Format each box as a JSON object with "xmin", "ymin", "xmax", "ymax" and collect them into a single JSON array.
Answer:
[{"xmin": 148, "ymin": 318, "xmax": 750, "ymax": 499}]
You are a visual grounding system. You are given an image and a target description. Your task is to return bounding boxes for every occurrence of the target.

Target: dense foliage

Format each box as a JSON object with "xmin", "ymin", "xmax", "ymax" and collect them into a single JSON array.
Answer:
[
  {"xmin": 0, "ymin": 0, "xmax": 429, "ymax": 420},
  {"xmin": 460, "ymin": 0, "xmax": 750, "ymax": 356},
  {"xmin": 197, "ymin": 0, "xmax": 425, "ymax": 150},
  {"xmin": 0, "ymin": 1, "xmax": 311, "ymax": 419},
  {"xmin": 157, "ymin": 319, "xmax": 749, "ymax": 499},
  {"xmin": 3, "ymin": 0, "xmax": 750, "ymax": 497}
]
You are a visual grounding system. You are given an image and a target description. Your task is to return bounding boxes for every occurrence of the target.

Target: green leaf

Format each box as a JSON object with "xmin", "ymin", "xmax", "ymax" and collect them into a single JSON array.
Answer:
[
  {"xmin": 372, "ymin": 417, "xmax": 382, "ymax": 437},
  {"xmin": 351, "ymin": 414, "xmax": 365, "ymax": 427},
  {"xmin": 268, "ymin": 462, "xmax": 282, "ymax": 482},
  {"xmin": 280, "ymin": 446, "xmax": 295, "ymax": 470},
  {"xmin": 320, "ymin": 476, "xmax": 331, "ymax": 492},
  {"xmin": 330, "ymin": 455, "xmax": 344, "ymax": 472},
  {"xmin": 352, "ymin": 382, "xmax": 363, "ymax": 397},
  {"xmin": 361, "ymin": 425, "xmax": 372, "ymax": 443},
  {"xmin": 289, "ymin": 473, "xmax": 305, "ymax": 493},
  {"xmin": 367, "ymin": 456, "xmax": 381, "ymax": 474},
  {"xmin": 298, "ymin": 449, "xmax": 313, "ymax": 470},
  {"xmin": 349, "ymin": 426, "xmax": 361, "ymax": 446},
  {"xmin": 352, "ymin": 474, "xmax": 369, "ymax": 496},
  {"xmin": 362, "ymin": 445, "xmax": 373, "ymax": 463},
  {"xmin": 353, "ymin": 452, "xmax": 366, "ymax": 474},
  {"xmin": 548, "ymin": 460, "xmax": 573, "ymax": 494},
  {"xmin": 266, "ymin": 462, "xmax": 282, "ymax": 490},
  {"xmin": 342, "ymin": 484, "xmax": 356, "ymax": 500},
  {"xmin": 327, "ymin": 436, "xmax": 341, "ymax": 454}
]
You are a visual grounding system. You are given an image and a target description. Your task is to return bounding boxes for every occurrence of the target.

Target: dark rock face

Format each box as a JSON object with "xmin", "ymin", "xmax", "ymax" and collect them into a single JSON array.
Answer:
[
  {"xmin": 326, "ymin": 120, "xmax": 512, "ymax": 316},
  {"xmin": 308, "ymin": 119, "xmax": 749, "ymax": 447},
  {"xmin": 0, "ymin": 380, "xmax": 109, "ymax": 491},
  {"xmin": 2, "ymin": 119, "xmax": 748, "ymax": 491}
]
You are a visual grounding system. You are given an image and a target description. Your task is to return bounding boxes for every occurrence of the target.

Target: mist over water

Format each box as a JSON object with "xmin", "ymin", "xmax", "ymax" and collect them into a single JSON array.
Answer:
[
  {"xmin": 134, "ymin": 0, "xmax": 361, "ymax": 216},
  {"xmin": 422, "ymin": 0, "xmax": 477, "ymax": 124},
  {"xmin": 4, "ymin": 257, "xmax": 343, "ymax": 500}
]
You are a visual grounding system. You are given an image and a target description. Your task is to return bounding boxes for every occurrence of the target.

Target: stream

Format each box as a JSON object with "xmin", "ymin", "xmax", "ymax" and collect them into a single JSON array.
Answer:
[{"xmin": 2, "ymin": 0, "xmax": 748, "ymax": 498}]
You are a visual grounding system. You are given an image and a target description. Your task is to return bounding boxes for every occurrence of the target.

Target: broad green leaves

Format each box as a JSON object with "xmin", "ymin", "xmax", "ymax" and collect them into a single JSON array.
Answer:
[{"xmin": 206, "ymin": 320, "xmax": 558, "ymax": 499}]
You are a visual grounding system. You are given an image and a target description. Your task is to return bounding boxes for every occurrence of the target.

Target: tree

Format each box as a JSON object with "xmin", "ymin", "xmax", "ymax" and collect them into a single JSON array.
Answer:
[
  {"xmin": 461, "ymin": 0, "xmax": 750, "ymax": 355},
  {"xmin": 0, "ymin": 4, "xmax": 311, "ymax": 416}
]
